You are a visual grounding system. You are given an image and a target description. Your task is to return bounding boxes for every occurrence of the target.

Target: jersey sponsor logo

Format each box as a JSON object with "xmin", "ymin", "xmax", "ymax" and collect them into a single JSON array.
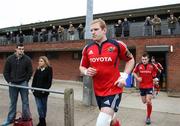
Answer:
[
  {"xmin": 104, "ymin": 100, "xmax": 110, "ymax": 105},
  {"xmin": 108, "ymin": 46, "xmax": 115, "ymax": 52},
  {"xmin": 88, "ymin": 50, "xmax": 94, "ymax": 55},
  {"xmin": 90, "ymin": 57, "xmax": 112, "ymax": 62}
]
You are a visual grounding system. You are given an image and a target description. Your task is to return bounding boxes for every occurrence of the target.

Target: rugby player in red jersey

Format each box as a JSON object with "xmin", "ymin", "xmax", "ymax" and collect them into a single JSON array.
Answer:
[
  {"xmin": 79, "ymin": 18, "xmax": 135, "ymax": 126},
  {"xmin": 133, "ymin": 53, "xmax": 158, "ymax": 125},
  {"xmin": 151, "ymin": 56, "xmax": 164, "ymax": 96}
]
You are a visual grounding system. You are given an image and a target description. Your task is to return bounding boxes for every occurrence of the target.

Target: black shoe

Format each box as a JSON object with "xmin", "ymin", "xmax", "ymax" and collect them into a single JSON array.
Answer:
[
  {"xmin": 37, "ymin": 118, "xmax": 45, "ymax": 126},
  {"xmin": 146, "ymin": 117, "xmax": 151, "ymax": 125},
  {"xmin": 38, "ymin": 118, "xmax": 46, "ymax": 126},
  {"xmin": 37, "ymin": 122, "xmax": 41, "ymax": 126},
  {"xmin": 42, "ymin": 118, "xmax": 46, "ymax": 126}
]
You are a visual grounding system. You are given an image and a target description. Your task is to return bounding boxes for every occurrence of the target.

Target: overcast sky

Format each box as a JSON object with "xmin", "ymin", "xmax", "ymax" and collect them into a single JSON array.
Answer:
[{"xmin": 0, "ymin": 0, "xmax": 179, "ymax": 28}]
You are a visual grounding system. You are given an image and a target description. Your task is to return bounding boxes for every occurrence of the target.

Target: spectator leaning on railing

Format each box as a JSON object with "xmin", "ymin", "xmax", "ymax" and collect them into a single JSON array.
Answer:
[
  {"xmin": 18, "ymin": 30, "xmax": 24, "ymax": 43},
  {"xmin": 114, "ymin": 19, "xmax": 123, "ymax": 38},
  {"xmin": 51, "ymin": 25, "xmax": 58, "ymax": 41},
  {"xmin": 77, "ymin": 23, "xmax": 84, "ymax": 40},
  {"xmin": 167, "ymin": 13, "xmax": 177, "ymax": 35},
  {"xmin": 152, "ymin": 15, "xmax": 161, "ymax": 36},
  {"xmin": 40, "ymin": 28, "xmax": 48, "ymax": 42},
  {"xmin": 68, "ymin": 23, "xmax": 75, "ymax": 40},
  {"xmin": 57, "ymin": 25, "xmax": 65, "ymax": 41},
  {"xmin": 32, "ymin": 27, "xmax": 39, "ymax": 42},
  {"xmin": 144, "ymin": 16, "xmax": 153, "ymax": 36},
  {"xmin": 122, "ymin": 17, "xmax": 130, "ymax": 37}
]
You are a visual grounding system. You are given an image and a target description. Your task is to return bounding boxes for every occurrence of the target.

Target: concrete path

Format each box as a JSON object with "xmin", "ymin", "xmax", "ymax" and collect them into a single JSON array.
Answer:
[{"xmin": 0, "ymin": 77, "xmax": 180, "ymax": 126}]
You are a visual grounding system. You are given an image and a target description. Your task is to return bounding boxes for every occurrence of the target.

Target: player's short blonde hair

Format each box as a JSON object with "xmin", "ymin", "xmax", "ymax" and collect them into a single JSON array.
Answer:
[{"xmin": 91, "ymin": 18, "xmax": 107, "ymax": 30}]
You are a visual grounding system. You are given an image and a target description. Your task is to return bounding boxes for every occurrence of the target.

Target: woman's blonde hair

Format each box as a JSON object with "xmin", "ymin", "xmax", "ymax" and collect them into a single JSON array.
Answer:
[
  {"xmin": 38, "ymin": 56, "xmax": 50, "ymax": 68},
  {"xmin": 91, "ymin": 18, "xmax": 107, "ymax": 29}
]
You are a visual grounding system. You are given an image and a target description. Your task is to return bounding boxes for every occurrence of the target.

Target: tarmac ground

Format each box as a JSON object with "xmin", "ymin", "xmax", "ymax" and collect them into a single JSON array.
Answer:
[{"xmin": 0, "ymin": 78, "xmax": 180, "ymax": 126}]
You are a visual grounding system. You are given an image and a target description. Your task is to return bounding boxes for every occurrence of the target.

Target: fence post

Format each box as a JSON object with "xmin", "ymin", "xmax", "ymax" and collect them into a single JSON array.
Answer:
[{"xmin": 64, "ymin": 88, "xmax": 74, "ymax": 126}]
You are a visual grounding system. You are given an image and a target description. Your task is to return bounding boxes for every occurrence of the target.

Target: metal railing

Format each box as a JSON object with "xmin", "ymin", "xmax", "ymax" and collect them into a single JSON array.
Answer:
[
  {"xmin": 0, "ymin": 83, "xmax": 74, "ymax": 126},
  {"xmin": 1, "ymin": 20, "xmax": 180, "ymax": 45}
]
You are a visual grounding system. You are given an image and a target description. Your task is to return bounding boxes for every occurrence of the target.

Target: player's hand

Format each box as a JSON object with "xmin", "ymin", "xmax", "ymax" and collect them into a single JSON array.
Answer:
[
  {"xmin": 114, "ymin": 78, "xmax": 126, "ymax": 88},
  {"xmin": 85, "ymin": 67, "xmax": 97, "ymax": 76},
  {"xmin": 137, "ymin": 77, "xmax": 142, "ymax": 82},
  {"xmin": 153, "ymin": 78, "xmax": 159, "ymax": 85},
  {"xmin": 114, "ymin": 73, "xmax": 128, "ymax": 88}
]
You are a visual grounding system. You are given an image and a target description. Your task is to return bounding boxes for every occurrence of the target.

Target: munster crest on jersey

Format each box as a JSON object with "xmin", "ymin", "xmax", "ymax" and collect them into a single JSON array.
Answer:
[{"xmin": 108, "ymin": 47, "xmax": 115, "ymax": 52}]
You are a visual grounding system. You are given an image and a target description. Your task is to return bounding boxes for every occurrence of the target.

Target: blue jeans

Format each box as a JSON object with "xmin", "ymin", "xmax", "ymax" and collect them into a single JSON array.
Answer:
[
  {"xmin": 6, "ymin": 81, "xmax": 30, "ymax": 122},
  {"xmin": 35, "ymin": 96, "xmax": 48, "ymax": 118}
]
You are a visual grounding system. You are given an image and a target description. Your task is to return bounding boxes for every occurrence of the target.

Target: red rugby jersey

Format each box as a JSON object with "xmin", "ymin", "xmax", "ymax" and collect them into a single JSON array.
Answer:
[
  {"xmin": 80, "ymin": 39, "xmax": 132, "ymax": 96},
  {"xmin": 155, "ymin": 62, "xmax": 163, "ymax": 71},
  {"xmin": 133, "ymin": 63, "xmax": 158, "ymax": 89},
  {"xmin": 152, "ymin": 62, "xmax": 163, "ymax": 77}
]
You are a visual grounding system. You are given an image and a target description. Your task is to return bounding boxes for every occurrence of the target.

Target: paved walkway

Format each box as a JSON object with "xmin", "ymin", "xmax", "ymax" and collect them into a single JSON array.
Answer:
[{"xmin": 0, "ymin": 76, "xmax": 180, "ymax": 126}]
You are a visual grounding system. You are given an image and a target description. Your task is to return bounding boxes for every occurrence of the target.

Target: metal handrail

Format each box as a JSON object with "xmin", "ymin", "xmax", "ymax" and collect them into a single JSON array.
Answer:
[
  {"xmin": 0, "ymin": 83, "xmax": 74, "ymax": 126},
  {"xmin": 0, "ymin": 83, "xmax": 64, "ymax": 94}
]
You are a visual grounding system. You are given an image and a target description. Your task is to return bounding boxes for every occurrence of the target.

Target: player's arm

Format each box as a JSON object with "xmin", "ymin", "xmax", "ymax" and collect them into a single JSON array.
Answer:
[
  {"xmin": 132, "ymin": 64, "xmax": 142, "ymax": 82},
  {"xmin": 158, "ymin": 63, "xmax": 163, "ymax": 72},
  {"xmin": 153, "ymin": 63, "xmax": 161, "ymax": 73},
  {"xmin": 124, "ymin": 55, "xmax": 135, "ymax": 74},
  {"xmin": 152, "ymin": 63, "xmax": 160, "ymax": 75},
  {"xmin": 117, "ymin": 57, "xmax": 134, "ymax": 87},
  {"xmin": 119, "ymin": 41, "xmax": 135, "ymax": 74},
  {"xmin": 133, "ymin": 72, "xmax": 142, "ymax": 82},
  {"xmin": 114, "ymin": 41, "xmax": 135, "ymax": 87}
]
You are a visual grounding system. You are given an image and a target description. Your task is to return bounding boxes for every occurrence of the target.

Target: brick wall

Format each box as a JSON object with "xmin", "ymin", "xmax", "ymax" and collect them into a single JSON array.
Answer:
[{"xmin": 122, "ymin": 36, "xmax": 180, "ymax": 92}]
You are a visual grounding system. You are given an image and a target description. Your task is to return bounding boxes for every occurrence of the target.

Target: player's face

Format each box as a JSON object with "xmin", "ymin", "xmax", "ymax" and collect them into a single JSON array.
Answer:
[
  {"xmin": 90, "ymin": 23, "xmax": 106, "ymax": 42},
  {"xmin": 151, "ymin": 58, "xmax": 155, "ymax": 63},
  {"xmin": 142, "ymin": 56, "xmax": 149, "ymax": 65}
]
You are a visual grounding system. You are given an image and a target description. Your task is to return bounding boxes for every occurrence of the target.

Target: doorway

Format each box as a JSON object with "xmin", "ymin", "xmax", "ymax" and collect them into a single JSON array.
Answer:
[{"xmin": 148, "ymin": 51, "xmax": 167, "ymax": 91}]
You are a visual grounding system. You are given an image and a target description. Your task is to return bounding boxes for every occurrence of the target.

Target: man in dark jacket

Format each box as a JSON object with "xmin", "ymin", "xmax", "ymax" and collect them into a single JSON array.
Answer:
[
  {"xmin": 2, "ymin": 43, "xmax": 33, "ymax": 126},
  {"xmin": 114, "ymin": 19, "xmax": 123, "ymax": 37}
]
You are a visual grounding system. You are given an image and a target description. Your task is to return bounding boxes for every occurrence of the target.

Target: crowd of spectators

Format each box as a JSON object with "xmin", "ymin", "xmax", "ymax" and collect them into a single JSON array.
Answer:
[
  {"xmin": 0, "ymin": 14, "xmax": 180, "ymax": 45},
  {"xmin": 0, "ymin": 22, "xmax": 85, "ymax": 44},
  {"xmin": 143, "ymin": 14, "xmax": 179, "ymax": 36},
  {"xmin": 114, "ymin": 14, "xmax": 180, "ymax": 38}
]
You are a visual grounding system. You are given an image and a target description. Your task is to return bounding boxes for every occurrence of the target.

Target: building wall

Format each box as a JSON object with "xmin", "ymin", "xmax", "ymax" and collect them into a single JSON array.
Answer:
[
  {"xmin": 123, "ymin": 36, "xmax": 180, "ymax": 92},
  {"xmin": 0, "ymin": 36, "xmax": 180, "ymax": 92}
]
